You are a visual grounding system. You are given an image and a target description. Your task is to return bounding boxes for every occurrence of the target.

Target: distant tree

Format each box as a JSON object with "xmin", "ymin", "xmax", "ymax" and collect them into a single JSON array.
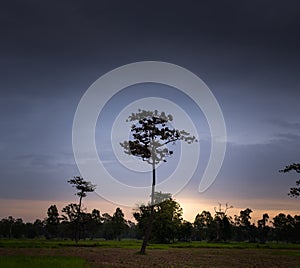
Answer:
[
  {"xmin": 12, "ymin": 218, "xmax": 25, "ymax": 239},
  {"xmin": 125, "ymin": 220, "xmax": 138, "ymax": 239},
  {"xmin": 120, "ymin": 110, "xmax": 196, "ymax": 254},
  {"xmin": 213, "ymin": 203, "xmax": 233, "ymax": 241},
  {"xmin": 178, "ymin": 220, "xmax": 193, "ymax": 241},
  {"xmin": 234, "ymin": 208, "xmax": 255, "ymax": 242},
  {"xmin": 239, "ymin": 208, "xmax": 253, "ymax": 227},
  {"xmin": 0, "ymin": 216, "xmax": 15, "ymax": 239},
  {"xmin": 280, "ymin": 163, "xmax": 300, "ymax": 197},
  {"xmin": 257, "ymin": 213, "xmax": 270, "ymax": 243},
  {"xmin": 293, "ymin": 215, "xmax": 300, "ymax": 243},
  {"xmin": 272, "ymin": 213, "xmax": 295, "ymax": 242},
  {"xmin": 257, "ymin": 213, "xmax": 269, "ymax": 228},
  {"xmin": 24, "ymin": 223, "xmax": 33, "ymax": 239},
  {"xmin": 62, "ymin": 203, "xmax": 80, "ymax": 222},
  {"xmin": 87, "ymin": 209, "xmax": 102, "ymax": 239},
  {"xmin": 67, "ymin": 176, "xmax": 96, "ymax": 242},
  {"xmin": 194, "ymin": 211, "xmax": 213, "ymax": 241},
  {"xmin": 68, "ymin": 176, "xmax": 96, "ymax": 212},
  {"xmin": 45, "ymin": 204, "xmax": 60, "ymax": 239},
  {"xmin": 102, "ymin": 213, "xmax": 114, "ymax": 240},
  {"xmin": 34, "ymin": 219, "xmax": 45, "ymax": 237},
  {"xmin": 24, "ymin": 219, "xmax": 44, "ymax": 239},
  {"xmin": 61, "ymin": 203, "xmax": 80, "ymax": 240},
  {"xmin": 112, "ymin": 208, "xmax": 128, "ymax": 240}
]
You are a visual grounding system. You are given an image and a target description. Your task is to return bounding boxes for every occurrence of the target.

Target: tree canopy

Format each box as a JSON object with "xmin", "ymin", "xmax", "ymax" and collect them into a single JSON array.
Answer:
[{"xmin": 280, "ymin": 163, "xmax": 300, "ymax": 198}]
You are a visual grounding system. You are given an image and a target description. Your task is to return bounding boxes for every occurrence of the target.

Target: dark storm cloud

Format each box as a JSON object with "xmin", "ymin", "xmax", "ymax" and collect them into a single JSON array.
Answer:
[
  {"xmin": 1, "ymin": 1, "xmax": 300, "ymax": 58},
  {"xmin": 0, "ymin": 0, "xmax": 299, "ymax": 103},
  {"xmin": 0, "ymin": 0, "xmax": 300, "ymax": 206}
]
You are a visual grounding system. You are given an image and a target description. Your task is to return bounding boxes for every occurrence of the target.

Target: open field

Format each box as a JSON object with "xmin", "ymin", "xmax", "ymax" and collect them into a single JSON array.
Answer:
[
  {"xmin": 0, "ymin": 256, "xmax": 89, "ymax": 268},
  {"xmin": 0, "ymin": 240, "xmax": 300, "ymax": 267}
]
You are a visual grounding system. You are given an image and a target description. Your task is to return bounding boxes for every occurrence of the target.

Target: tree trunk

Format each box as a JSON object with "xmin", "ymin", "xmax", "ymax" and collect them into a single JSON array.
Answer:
[
  {"xmin": 216, "ymin": 221, "xmax": 220, "ymax": 241},
  {"xmin": 140, "ymin": 162, "xmax": 156, "ymax": 254},
  {"xmin": 75, "ymin": 195, "xmax": 83, "ymax": 243}
]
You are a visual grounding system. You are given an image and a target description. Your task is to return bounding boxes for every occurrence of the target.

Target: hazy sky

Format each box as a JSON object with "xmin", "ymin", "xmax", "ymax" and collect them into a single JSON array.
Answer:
[{"xmin": 1, "ymin": 0, "xmax": 300, "ymax": 222}]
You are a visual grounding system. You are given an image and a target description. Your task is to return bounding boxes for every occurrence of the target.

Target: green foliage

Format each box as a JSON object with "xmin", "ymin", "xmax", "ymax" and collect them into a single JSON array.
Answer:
[{"xmin": 134, "ymin": 194, "xmax": 183, "ymax": 243}]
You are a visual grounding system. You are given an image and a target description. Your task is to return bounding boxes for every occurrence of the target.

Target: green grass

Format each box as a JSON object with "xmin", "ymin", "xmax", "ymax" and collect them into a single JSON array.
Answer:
[
  {"xmin": 0, "ymin": 256, "xmax": 89, "ymax": 268},
  {"xmin": 1, "ymin": 239, "xmax": 300, "ymax": 250}
]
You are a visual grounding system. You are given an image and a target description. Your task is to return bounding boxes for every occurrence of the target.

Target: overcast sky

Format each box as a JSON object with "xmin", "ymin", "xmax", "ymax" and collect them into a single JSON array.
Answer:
[{"xmin": 1, "ymin": 0, "xmax": 300, "ymax": 222}]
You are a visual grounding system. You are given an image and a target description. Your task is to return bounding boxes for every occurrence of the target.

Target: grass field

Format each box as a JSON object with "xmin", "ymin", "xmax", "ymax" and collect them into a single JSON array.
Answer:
[
  {"xmin": 0, "ymin": 256, "xmax": 89, "ymax": 268},
  {"xmin": 1, "ymin": 239, "xmax": 300, "ymax": 250},
  {"xmin": 0, "ymin": 239, "xmax": 299, "ymax": 267}
]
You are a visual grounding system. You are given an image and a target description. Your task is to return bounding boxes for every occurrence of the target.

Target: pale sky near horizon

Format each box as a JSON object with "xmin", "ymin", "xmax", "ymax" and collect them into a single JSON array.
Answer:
[{"xmin": 0, "ymin": 0, "xmax": 300, "ymax": 223}]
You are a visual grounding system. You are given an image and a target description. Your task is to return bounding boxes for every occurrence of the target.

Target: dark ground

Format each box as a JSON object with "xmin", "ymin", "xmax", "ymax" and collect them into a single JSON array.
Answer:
[{"xmin": 0, "ymin": 247, "xmax": 299, "ymax": 267}]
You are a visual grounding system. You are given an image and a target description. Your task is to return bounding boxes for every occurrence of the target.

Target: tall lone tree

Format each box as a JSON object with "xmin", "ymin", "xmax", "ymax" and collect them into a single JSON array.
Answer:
[
  {"xmin": 280, "ymin": 163, "xmax": 300, "ymax": 198},
  {"xmin": 67, "ymin": 176, "xmax": 96, "ymax": 242},
  {"xmin": 120, "ymin": 109, "xmax": 196, "ymax": 254}
]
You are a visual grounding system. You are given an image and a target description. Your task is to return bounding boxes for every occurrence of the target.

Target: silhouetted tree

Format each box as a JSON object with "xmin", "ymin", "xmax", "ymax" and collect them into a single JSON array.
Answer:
[
  {"xmin": 257, "ymin": 213, "xmax": 270, "ymax": 243},
  {"xmin": 62, "ymin": 203, "xmax": 80, "ymax": 240},
  {"xmin": 272, "ymin": 213, "xmax": 295, "ymax": 242},
  {"xmin": 112, "ymin": 208, "xmax": 128, "ymax": 240},
  {"xmin": 86, "ymin": 209, "xmax": 102, "ymax": 239},
  {"xmin": 134, "ymin": 192, "xmax": 183, "ymax": 243},
  {"xmin": 234, "ymin": 208, "xmax": 255, "ymax": 242},
  {"xmin": 68, "ymin": 176, "xmax": 96, "ymax": 212},
  {"xmin": 153, "ymin": 196, "xmax": 182, "ymax": 243},
  {"xmin": 0, "ymin": 216, "xmax": 15, "ymax": 239},
  {"xmin": 45, "ymin": 204, "xmax": 60, "ymax": 239},
  {"xmin": 214, "ymin": 203, "xmax": 233, "ymax": 241},
  {"xmin": 67, "ymin": 176, "xmax": 96, "ymax": 242},
  {"xmin": 178, "ymin": 220, "xmax": 193, "ymax": 241},
  {"xmin": 12, "ymin": 218, "xmax": 25, "ymax": 239},
  {"xmin": 239, "ymin": 208, "xmax": 252, "ymax": 227},
  {"xmin": 194, "ymin": 210, "xmax": 213, "ymax": 241},
  {"xmin": 102, "ymin": 213, "xmax": 114, "ymax": 240},
  {"xmin": 125, "ymin": 220, "xmax": 138, "ymax": 239},
  {"xmin": 120, "ymin": 109, "xmax": 196, "ymax": 254},
  {"xmin": 293, "ymin": 215, "xmax": 300, "ymax": 243},
  {"xmin": 280, "ymin": 163, "xmax": 300, "ymax": 197}
]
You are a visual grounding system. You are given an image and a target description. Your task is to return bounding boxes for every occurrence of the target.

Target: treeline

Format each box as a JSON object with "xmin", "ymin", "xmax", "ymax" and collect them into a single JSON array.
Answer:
[{"xmin": 1, "ymin": 198, "xmax": 299, "ymax": 243}]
